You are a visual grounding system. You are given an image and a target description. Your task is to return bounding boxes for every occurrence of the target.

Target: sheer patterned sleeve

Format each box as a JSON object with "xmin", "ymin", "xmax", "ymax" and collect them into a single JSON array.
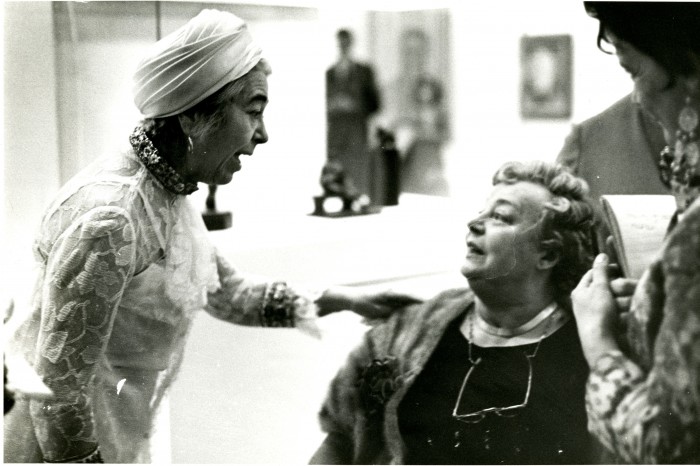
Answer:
[
  {"xmin": 585, "ymin": 204, "xmax": 700, "ymax": 463},
  {"xmin": 30, "ymin": 207, "xmax": 136, "ymax": 462},
  {"xmin": 205, "ymin": 252, "xmax": 320, "ymax": 334}
]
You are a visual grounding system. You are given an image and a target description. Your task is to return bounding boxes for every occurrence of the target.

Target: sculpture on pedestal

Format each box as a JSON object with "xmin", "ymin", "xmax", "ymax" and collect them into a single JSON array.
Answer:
[
  {"xmin": 202, "ymin": 184, "xmax": 232, "ymax": 230},
  {"xmin": 311, "ymin": 161, "xmax": 379, "ymax": 217}
]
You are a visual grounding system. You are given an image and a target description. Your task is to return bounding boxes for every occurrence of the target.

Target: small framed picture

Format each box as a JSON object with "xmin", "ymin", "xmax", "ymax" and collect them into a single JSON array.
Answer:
[{"xmin": 520, "ymin": 34, "xmax": 572, "ymax": 119}]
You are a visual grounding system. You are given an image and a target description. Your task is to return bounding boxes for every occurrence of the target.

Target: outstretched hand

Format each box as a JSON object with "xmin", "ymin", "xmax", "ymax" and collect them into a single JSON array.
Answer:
[
  {"xmin": 571, "ymin": 253, "xmax": 621, "ymax": 366},
  {"xmin": 350, "ymin": 288, "xmax": 423, "ymax": 320},
  {"xmin": 317, "ymin": 286, "xmax": 423, "ymax": 320}
]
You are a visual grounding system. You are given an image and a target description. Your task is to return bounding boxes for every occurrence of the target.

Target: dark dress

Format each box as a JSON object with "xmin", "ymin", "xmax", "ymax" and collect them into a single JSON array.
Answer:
[
  {"xmin": 399, "ymin": 312, "xmax": 593, "ymax": 464},
  {"xmin": 326, "ymin": 61, "xmax": 380, "ymax": 196}
]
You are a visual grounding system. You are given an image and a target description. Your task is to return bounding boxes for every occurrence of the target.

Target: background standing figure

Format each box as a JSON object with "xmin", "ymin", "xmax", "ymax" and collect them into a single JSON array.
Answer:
[{"xmin": 326, "ymin": 29, "xmax": 381, "ymax": 197}]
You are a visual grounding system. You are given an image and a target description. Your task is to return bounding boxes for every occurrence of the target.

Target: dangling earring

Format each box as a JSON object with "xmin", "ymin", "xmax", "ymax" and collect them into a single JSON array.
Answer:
[{"xmin": 187, "ymin": 136, "xmax": 194, "ymax": 157}]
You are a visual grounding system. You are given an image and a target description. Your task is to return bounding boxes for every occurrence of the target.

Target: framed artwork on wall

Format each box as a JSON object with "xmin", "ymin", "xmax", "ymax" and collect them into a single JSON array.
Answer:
[{"xmin": 520, "ymin": 34, "xmax": 572, "ymax": 119}]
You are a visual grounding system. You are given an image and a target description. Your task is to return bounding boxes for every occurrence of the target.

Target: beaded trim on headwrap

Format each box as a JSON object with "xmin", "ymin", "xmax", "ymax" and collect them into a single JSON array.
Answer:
[
  {"xmin": 261, "ymin": 282, "xmax": 296, "ymax": 327},
  {"xmin": 129, "ymin": 126, "xmax": 198, "ymax": 195}
]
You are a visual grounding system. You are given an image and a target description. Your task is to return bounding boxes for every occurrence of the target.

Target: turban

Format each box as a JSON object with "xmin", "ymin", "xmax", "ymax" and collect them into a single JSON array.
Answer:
[{"xmin": 133, "ymin": 9, "xmax": 263, "ymax": 118}]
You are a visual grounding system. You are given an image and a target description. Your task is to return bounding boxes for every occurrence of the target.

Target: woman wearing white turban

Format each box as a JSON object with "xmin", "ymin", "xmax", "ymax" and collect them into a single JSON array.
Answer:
[{"xmin": 3, "ymin": 10, "xmax": 417, "ymax": 463}]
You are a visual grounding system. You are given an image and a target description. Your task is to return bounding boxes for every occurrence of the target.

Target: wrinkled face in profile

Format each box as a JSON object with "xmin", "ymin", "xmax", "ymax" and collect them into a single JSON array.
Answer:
[
  {"xmin": 186, "ymin": 69, "xmax": 269, "ymax": 185},
  {"xmin": 604, "ymin": 29, "xmax": 685, "ymax": 143},
  {"xmin": 461, "ymin": 181, "xmax": 551, "ymax": 284}
]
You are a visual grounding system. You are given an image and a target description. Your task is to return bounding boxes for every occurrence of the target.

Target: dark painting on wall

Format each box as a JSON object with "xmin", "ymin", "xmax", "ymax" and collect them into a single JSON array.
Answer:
[{"xmin": 520, "ymin": 34, "xmax": 572, "ymax": 119}]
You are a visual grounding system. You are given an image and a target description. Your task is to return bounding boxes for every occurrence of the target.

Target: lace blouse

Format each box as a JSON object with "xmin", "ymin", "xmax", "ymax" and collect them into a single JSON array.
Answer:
[
  {"xmin": 5, "ymin": 139, "xmax": 319, "ymax": 463},
  {"xmin": 585, "ymin": 197, "xmax": 700, "ymax": 463}
]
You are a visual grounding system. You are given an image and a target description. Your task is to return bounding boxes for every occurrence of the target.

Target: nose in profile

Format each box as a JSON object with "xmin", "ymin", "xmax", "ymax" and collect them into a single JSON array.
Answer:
[
  {"xmin": 468, "ymin": 216, "xmax": 485, "ymax": 235},
  {"xmin": 255, "ymin": 120, "xmax": 269, "ymax": 145}
]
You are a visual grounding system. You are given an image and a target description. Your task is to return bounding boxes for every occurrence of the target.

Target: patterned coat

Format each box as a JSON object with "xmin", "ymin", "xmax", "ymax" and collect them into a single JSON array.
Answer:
[
  {"xmin": 317, "ymin": 288, "xmax": 473, "ymax": 464},
  {"xmin": 585, "ymin": 197, "xmax": 700, "ymax": 463}
]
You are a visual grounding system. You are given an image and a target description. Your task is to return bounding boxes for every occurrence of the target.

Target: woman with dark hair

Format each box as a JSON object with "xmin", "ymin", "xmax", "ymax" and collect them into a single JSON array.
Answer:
[
  {"xmin": 311, "ymin": 160, "xmax": 598, "ymax": 464},
  {"xmin": 2, "ymin": 10, "xmax": 416, "ymax": 464},
  {"xmin": 572, "ymin": 2, "xmax": 700, "ymax": 463}
]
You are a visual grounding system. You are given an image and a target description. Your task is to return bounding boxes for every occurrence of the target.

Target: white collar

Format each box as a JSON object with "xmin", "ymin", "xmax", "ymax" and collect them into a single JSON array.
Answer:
[
  {"xmin": 476, "ymin": 301, "xmax": 558, "ymax": 337},
  {"xmin": 460, "ymin": 302, "xmax": 568, "ymax": 348}
]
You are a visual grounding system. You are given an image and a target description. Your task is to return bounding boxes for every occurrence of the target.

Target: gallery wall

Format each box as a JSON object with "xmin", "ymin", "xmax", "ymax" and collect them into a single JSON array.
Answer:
[
  {"xmin": 4, "ymin": 2, "xmax": 62, "ymax": 302},
  {"xmin": 447, "ymin": 1, "xmax": 630, "ymax": 204},
  {"xmin": 3, "ymin": 0, "xmax": 633, "ymax": 300}
]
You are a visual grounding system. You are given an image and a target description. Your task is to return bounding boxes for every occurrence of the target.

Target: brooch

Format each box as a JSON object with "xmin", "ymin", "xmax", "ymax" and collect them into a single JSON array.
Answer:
[{"xmin": 358, "ymin": 357, "xmax": 401, "ymax": 417}]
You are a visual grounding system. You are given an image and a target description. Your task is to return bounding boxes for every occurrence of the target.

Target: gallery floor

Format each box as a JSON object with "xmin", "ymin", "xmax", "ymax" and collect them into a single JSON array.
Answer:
[
  {"xmin": 169, "ymin": 194, "xmax": 470, "ymax": 462},
  {"xmin": 170, "ymin": 272, "xmax": 465, "ymax": 463}
]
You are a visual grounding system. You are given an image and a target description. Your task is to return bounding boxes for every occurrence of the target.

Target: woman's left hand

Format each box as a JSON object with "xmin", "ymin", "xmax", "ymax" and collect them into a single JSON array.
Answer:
[
  {"xmin": 571, "ymin": 253, "xmax": 621, "ymax": 366},
  {"xmin": 317, "ymin": 286, "xmax": 423, "ymax": 319}
]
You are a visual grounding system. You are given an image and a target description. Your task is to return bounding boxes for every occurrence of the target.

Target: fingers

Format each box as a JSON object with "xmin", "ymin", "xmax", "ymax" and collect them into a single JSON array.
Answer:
[
  {"xmin": 615, "ymin": 297, "xmax": 632, "ymax": 312},
  {"xmin": 575, "ymin": 253, "xmax": 619, "ymax": 294},
  {"xmin": 618, "ymin": 311, "xmax": 631, "ymax": 329},
  {"xmin": 610, "ymin": 278, "xmax": 638, "ymax": 297},
  {"xmin": 606, "ymin": 263, "xmax": 622, "ymax": 278},
  {"xmin": 611, "ymin": 277, "xmax": 636, "ymax": 312},
  {"xmin": 574, "ymin": 269, "xmax": 594, "ymax": 291},
  {"xmin": 604, "ymin": 236, "xmax": 619, "ymax": 264},
  {"xmin": 591, "ymin": 253, "xmax": 610, "ymax": 285}
]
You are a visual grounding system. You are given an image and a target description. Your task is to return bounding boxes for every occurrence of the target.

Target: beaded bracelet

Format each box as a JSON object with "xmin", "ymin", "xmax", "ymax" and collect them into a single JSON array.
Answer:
[{"xmin": 260, "ymin": 281, "xmax": 296, "ymax": 327}]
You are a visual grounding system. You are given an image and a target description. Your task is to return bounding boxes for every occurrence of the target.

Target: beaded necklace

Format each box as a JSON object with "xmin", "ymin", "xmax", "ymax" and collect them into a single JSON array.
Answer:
[{"xmin": 129, "ymin": 126, "xmax": 198, "ymax": 195}]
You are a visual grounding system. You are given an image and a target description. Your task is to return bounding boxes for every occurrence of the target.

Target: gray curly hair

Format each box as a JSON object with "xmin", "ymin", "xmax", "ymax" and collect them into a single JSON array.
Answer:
[{"xmin": 492, "ymin": 160, "xmax": 596, "ymax": 305}]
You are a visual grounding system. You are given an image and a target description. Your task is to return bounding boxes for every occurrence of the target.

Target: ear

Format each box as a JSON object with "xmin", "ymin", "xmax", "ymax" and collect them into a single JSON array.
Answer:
[
  {"xmin": 177, "ymin": 113, "xmax": 195, "ymax": 138},
  {"xmin": 536, "ymin": 243, "xmax": 560, "ymax": 271}
]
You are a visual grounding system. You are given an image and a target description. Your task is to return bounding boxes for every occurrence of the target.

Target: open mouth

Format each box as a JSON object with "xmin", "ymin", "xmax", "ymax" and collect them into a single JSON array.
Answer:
[{"xmin": 467, "ymin": 241, "xmax": 484, "ymax": 255}]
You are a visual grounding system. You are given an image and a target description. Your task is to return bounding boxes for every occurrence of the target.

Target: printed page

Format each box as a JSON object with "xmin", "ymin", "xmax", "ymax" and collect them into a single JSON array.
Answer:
[{"xmin": 600, "ymin": 195, "xmax": 676, "ymax": 279}]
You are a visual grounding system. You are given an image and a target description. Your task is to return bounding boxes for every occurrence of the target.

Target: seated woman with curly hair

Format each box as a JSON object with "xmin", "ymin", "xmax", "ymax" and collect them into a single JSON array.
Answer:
[{"xmin": 311, "ymin": 160, "xmax": 599, "ymax": 465}]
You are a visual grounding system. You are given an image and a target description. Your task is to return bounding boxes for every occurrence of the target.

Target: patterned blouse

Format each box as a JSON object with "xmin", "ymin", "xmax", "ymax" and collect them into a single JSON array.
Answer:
[
  {"xmin": 4, "ymin": 128, "xmax": 319, "ymax": 463},
  {"xmin": 585, "ymin": 197, "xmax": 700, "ymax": 463}
]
